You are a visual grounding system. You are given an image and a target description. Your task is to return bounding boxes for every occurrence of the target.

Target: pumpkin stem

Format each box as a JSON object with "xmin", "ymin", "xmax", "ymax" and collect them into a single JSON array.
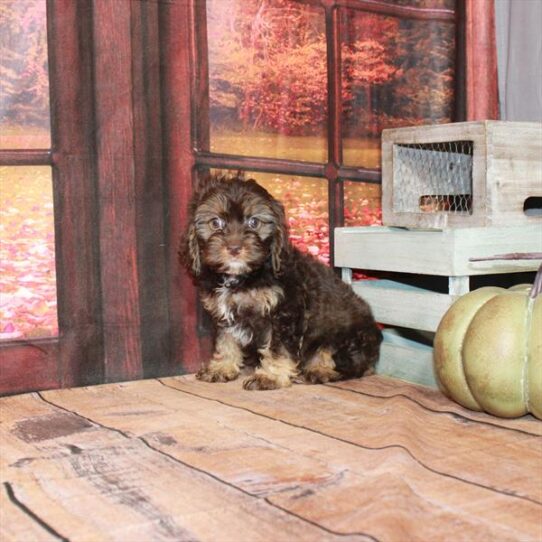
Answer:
[{"xmin": 531, "ymin": 263, "xmax": 542, "ymax": 299}]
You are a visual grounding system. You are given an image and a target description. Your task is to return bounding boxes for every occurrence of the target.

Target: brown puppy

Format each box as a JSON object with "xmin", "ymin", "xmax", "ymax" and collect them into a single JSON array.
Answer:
[{"xmin": 181, "ymin": 175, "xmax": 382, "ymax": 390}]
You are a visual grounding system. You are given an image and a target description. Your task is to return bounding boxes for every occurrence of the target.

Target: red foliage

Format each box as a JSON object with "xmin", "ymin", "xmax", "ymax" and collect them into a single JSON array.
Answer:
[
  {"xmin": 208, "ymin": 0, "xmax": 456, "ymax": 138},
  {"xmin": 0, "ymin": 168, "xmax": 57, "ymax": 340},
  {"xmin": 0, "ymin": 0, "xmax": 50, "ymax": 127},
  {"xmin": 260, "ymin": 177, "xmax": 382, "ymax": 266},
  {"xmin": 208, "ymin": 0, "xmax": 397, "ymax": 136}
]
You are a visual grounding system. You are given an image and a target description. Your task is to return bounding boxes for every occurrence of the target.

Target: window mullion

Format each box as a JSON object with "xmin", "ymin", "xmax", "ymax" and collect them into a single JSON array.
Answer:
[
  {"xmin": 193, "ymin": 0, "xmax": 210, "ymax": 153},
  {"xmin": 325, "ymin": 4, "xmax": 343, "ymax": 266},
  {"xmin": 195, "ymin": 152, "xmax": 326, "ymax": 178},
  {"xmin": 325, "ymin": 4, "xmax": 342, "ymax": 167},
  {"xmin": 0, "ymin": 150, "xmax": 51, "ymax": 166}
]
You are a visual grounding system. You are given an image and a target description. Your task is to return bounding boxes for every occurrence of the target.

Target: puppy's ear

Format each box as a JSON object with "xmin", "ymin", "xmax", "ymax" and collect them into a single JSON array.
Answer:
[
  {"xmin": 180, "ymin": 223, "xmax": 201, "ymax": 276},
  {"xmin": 197, "ymin": 170, "xmax": 242, "ymax": 192},
  {"xmin": 196, "ymin": 171, "xmax": 217, "ymax": 193},
  {"xmin": 270, "ymin": 199, "xmax": 288, "ymax": 277}
]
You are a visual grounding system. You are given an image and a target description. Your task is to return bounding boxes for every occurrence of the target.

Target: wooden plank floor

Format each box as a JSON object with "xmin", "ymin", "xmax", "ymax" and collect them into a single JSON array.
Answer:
[{"xmin": 1, "ymin": 375, "xmax": 541, "ymax": 542}]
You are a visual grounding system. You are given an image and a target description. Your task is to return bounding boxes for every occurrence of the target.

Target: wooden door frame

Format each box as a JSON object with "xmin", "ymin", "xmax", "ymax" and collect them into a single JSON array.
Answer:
[
  {"xmin": 0, "ymin": 1, "xmax": 100, "ymax": 394},
  {"xmin": 160, "ymin": 0, "xmax": 494, "ymax": 373},
  {"xmin": 0, "ymin": 0, "xmax": 498, "ymax": 395},
  {"xmin": 160, "ymin": 0, "xmax": 214, "ymax": 374},
  {"xmin": 0, "ymin": 0, "xmax": 172, "ymax": 394}
]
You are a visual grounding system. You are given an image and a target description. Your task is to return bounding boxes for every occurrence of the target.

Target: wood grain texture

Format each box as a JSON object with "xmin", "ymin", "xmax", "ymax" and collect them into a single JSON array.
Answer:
[
  {"xmin": 335, "ymin": 226, "xmax": 542, "ymax": 276},
  {"xmin": 130, "ymin": 0, "xmax": 171, "ymax": 377},
  {"xmin": 1, "ymin": 392, "xmax": 364, "ymax": 542},
  {"xmin": 163, "ymin": 376, "xmax": 542, "ymax": 505},
  {"xmin": 0, "ymin": 149, "xmax": 51, "ymax": 166},
  {"xmin": 160, "ymin": 0, "xmax": 212, "ymax": 373},
  {"xmin": 92, "ymin": 0, "xmax": 142, "ymax": 381},
  {"xmin": 2, "ymin": 1, "xmax": 107, "ymax": 394},
  {"xmin": 464, "ymin": 0, "xmax": 499, "ymax": 121},
  {"xmin": 0, "ymin": 484, "xmax": 61, "ymax": 542},
  {"xmin": 487, "ymin": 122, "xmax": 542, "ymax": 226},
  {"xmin": 351, "ymin": 280, "xmax": 456, "ymax": 332},
  {"xmin": 1, "ymin": 376, "xmax": 540, "ymax": 541},
  {"xmin": 47, "ymin": 0, "xmax": 104, "ymax": 389},
  {"xmin": 333, "ymin": 375, "xmax": 542, "ymax": 436},
  {"xmin": 0, "ymin": 340, "xmax": 59, "ymax": 396}
]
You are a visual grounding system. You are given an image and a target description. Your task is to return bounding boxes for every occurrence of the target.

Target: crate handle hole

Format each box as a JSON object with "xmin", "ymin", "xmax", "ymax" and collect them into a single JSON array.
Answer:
[{"xmin": 524, "ymin": 197, "xmax": 542, "ymax": 217}]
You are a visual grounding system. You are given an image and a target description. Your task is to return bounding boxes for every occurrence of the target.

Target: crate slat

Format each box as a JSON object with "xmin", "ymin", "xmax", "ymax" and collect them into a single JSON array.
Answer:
[
  {"xmin": 376, "ymin": 331, "xmax": 437, "ymax": 388},
  {"xmin": 335, "ymin": 225, "xmax": 542, "ymax": 276},
  {"xmin": 352, "ymin": 279, "xmax": 456, "ymax": 332}
]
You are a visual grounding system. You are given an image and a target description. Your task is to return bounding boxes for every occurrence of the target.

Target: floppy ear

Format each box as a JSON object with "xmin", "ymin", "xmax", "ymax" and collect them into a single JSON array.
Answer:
[
  {"xmin": 196, "ymin": 171, "xmax": 217, "ymax": 193},
  {"xmin": 270, "ymin": 199, "xmax": 288, "ymax": 277},
  {"xmin": 180, "ymin": 223, "xmax": 201, "ymax": 276}
]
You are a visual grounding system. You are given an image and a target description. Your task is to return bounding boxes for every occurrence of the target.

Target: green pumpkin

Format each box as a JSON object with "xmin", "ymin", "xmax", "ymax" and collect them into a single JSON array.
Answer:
[{"xmin": 434, "ymin": 278, "xmax": 542, "ymax": 419}]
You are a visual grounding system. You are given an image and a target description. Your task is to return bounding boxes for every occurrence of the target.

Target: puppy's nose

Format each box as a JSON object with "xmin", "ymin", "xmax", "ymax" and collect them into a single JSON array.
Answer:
[{"xmin": 228, "ymin": 244, "xmax": 242, "ymax": 256}]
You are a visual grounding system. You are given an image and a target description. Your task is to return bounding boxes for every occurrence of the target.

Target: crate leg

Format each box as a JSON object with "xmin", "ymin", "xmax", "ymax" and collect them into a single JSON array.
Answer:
[
  {"xmin": 449, "ymin": 276, "xmax": 469, "ymax": 296},
  {"xmin": 341, "ymin": 267, "xmax": 353, "ymax": 285}
]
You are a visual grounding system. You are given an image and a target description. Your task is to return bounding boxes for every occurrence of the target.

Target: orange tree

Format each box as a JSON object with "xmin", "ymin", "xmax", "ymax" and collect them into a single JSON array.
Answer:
[
  {"xmin": 207, "ymin": 0, "xmax": 398, "ymax": 135},
  {"xmin": 0, "ymin": 0, "xmax": 49, "ymax": 127}
]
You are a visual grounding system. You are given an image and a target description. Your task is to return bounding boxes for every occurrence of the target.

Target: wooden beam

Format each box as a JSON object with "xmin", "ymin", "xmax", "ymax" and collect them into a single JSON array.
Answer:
[
  {"xmin": 465, "ymin": 0, "xmax": 499, "ymax": 120},
  {"xmin": 92, "ymin": 0, "xmax": 142, "ymax": 382},
  {"xmin": 47, "ymin": 0, "xmax": 104, "ymax": 387},
  {"xmin": 0, "ymin": 339, "xmax": 59, "ymax": 395},
  {"xmin": 0, "ymin": 150, "xmax": 51, "ymax": 166},
  {"xmin": 160, "ymin": 0, "xmax": 212, "ymax": 372},
  {"xmin": 130, "ymin": 0, "xmax": 171, "ymax": 377}
]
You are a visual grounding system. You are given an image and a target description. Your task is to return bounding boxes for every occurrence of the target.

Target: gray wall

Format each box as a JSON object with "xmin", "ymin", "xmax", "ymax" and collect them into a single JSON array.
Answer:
[{"xmin": 495, "ymin": 0, "xmax": 542, "ymax": 121}]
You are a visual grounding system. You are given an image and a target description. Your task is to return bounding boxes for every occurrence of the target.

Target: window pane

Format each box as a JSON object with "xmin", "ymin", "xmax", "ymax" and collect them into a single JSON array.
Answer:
[
  {"xmin": 206, "ymin": 0, "xmax": 327, "ymax": 163},
  {"xmin": 1, "ymin": 166, "xmax": 57, "ymax": 340},
  {"xmin": 205, "ymin": 170, "xmax": 330, "ymax": 265},
  {"xmin": 344, "ymin": 181, "xmax": 382, "ymax": 227},
  {"xmin": 0, "ymin": 0, "xmax": 51, "ymax": 149},
  {"xmin": 341, "ymin": 9, "xmax": 456, "ymax": 168},
  {"xmin": 249, "ymin": 172, "xmax": 330, "ymax": 265}
]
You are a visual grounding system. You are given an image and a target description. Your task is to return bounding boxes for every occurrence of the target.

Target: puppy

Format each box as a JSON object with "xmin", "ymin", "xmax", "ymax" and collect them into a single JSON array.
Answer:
[{"xmin": 181, "ymin": 175, "xmax": 382, "ymax": 390}]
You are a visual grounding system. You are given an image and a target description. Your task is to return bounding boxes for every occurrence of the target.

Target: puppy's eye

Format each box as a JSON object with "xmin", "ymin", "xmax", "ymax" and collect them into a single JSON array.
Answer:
[
  {"xmin": 209, "ymin": 217, "xmax": 225, "ymax": 231},
  {"xmin": 246, "ymin": 217, "xmax": 260, "ymax": 229}
]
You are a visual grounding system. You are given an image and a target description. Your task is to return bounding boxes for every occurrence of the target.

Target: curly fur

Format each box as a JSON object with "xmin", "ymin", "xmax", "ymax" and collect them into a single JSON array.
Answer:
[{"xmin": 181, "ymin": 175, "xmax": 382, "ymax": 390}]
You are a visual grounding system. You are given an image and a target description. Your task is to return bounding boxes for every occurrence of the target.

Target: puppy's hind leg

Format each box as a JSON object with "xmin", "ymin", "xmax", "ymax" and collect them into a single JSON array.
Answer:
[
  {"xmin": 333, "ymin": 324, "xmax": 382, "ymax": 380},
  {"xmin": 197, "ymin": 330, "xmax": 244, "ymax": 383},
  {"xmin": 303, "ymin": 348, "xmax": 341, "ymax": 384},
  {"xmin": 243, "ymin": 347, "xmax": 298, "ymax": 390}
]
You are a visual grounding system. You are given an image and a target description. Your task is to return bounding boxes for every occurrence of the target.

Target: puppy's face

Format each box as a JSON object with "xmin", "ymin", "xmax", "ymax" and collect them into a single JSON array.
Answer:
[{"xmin": 183, "ymin": 178, "xmax": 287, "ymax": 277}]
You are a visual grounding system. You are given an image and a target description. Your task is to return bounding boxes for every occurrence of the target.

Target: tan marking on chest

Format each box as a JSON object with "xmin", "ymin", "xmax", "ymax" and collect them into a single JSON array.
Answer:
[{"xmin": 201, "ymin": 286, "xmax": 283, "ymax": 324}]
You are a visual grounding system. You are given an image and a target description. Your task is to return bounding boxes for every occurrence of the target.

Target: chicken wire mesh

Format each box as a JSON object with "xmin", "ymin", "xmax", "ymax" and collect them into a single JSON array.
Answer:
[{"xmin": 393, "ymin": 140, "xmax": 474, "ymax": 215}]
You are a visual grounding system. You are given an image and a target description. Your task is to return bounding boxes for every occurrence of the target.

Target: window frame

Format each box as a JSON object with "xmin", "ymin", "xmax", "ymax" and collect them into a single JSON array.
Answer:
[
  {"xmin": 0, "ymin": 0, "xmax": 172, "ymax": 394},
  {"xmin": 0, "ymin": 1, "xmax": 100, "ymax": 394},
  {"xmin": 0, "ymin": 0, "xmax": 498, "ymax": 395},
  {"xmin": 160, "ymin": 0, "xmax": 465, "ymax": 366},
  {"xmin": 192, "ymin": 0, "xmax": 462, "ymax": 264}
]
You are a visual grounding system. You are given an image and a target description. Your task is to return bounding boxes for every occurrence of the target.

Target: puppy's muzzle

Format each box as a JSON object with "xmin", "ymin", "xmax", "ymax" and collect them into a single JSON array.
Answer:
[
  {"xmin": 225, "ymin": 232, "xmax": 244, "ymax": 257},
  {"xmin": 227, "ymin": 243, "xmax": 242, "ymax": 257}
]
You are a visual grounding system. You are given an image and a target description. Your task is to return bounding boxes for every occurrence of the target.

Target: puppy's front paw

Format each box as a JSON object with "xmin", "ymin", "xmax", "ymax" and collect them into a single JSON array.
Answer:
[
  {"xmin": 243, "ymin": 373, "xmax": 285, "ymax": 391},
  {"xmin": 304, "ymin": 366, "xmax": 340, "ymax": 384},
  {"xmin": 196, "ymin": 364, "xmax": 240, "ymax": 383}
]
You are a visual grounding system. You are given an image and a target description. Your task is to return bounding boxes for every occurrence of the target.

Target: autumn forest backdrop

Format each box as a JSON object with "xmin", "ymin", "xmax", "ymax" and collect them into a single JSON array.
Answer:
[{"xmin": 0, "ymin": 0, "xmax": 456, "ymax": 339}]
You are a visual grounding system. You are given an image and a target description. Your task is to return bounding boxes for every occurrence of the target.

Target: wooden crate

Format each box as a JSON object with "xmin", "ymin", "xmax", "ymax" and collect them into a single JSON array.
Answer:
[
  {"xmin": 381, "ymin": 121, "xmax": 542, "ymax": 229},
  {"xmin": 335, "ymin": 226, "xmax": 542, "ymax": 387}
]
